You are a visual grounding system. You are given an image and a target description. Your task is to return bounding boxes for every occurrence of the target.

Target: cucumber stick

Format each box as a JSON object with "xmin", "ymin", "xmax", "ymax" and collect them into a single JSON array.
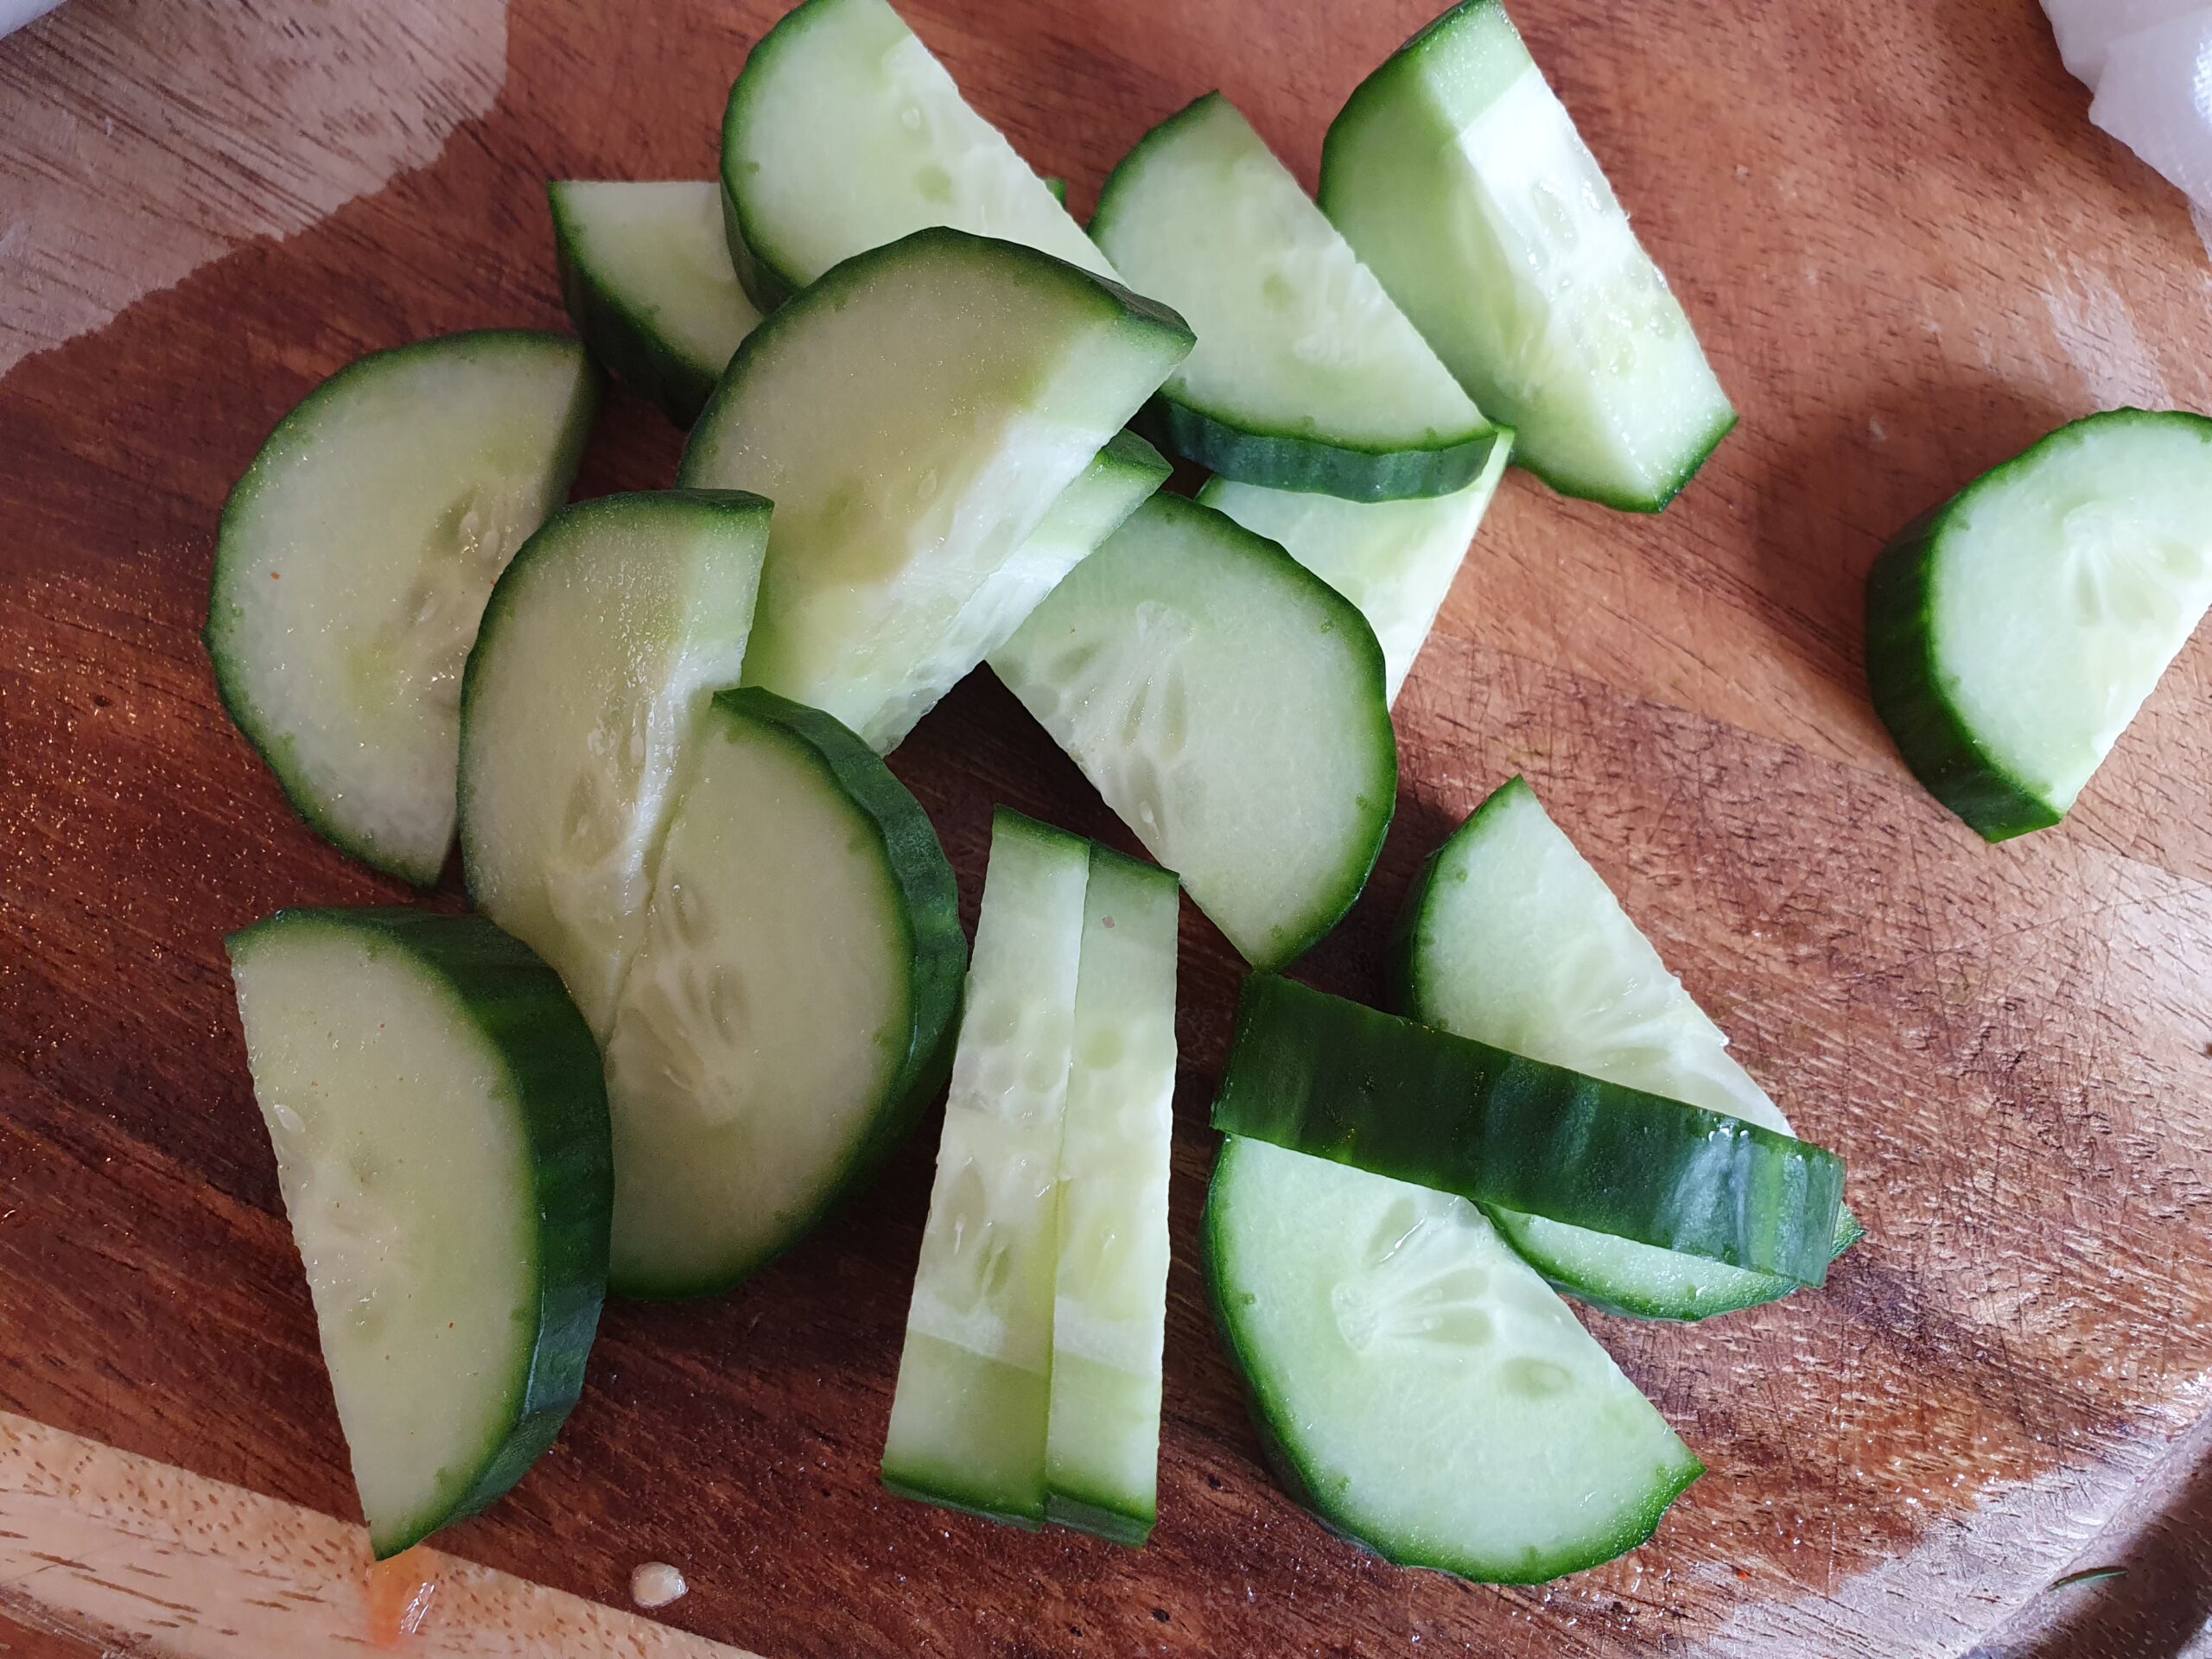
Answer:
[
  {"xmin": 721, "ymin": 0, "xmax": 1115, "ymax": 308},
  {"xmin": 1866, "ymin": 408, "xmax": 2212, "ymax": 841},
  {"xmin": 1212, "ymin": 975, "xmax": 1846, "ymax": 1285},
  {"xmin": 993, "ymin": 494, "xmax": 1395, "ymax": 972},
  {"xmin": 679, "ymin": 227, "xmax": 1192, "ymax": 753},
  {"xmin": 1395, "ymin": 777, "xmax": 1859, "ymax": 1319},
  {"xmin": 1092, "ymin": 93, "xmax": 1501, "ymax": 501},
  {"xmin": 207, "ymin": 333, "xmax": 597, "ymax": 883},
  {"xmin": 1206, "ymin": 1137, "xmax": 1699, "ymax": 1583},
  {"xmin": 226, "ymin": 911, "xmax": 612, "ymax": 1557},
  {"xmin": 550, "ymin": 181, "xmax": 761, "ymax": 426},
  {"xmin": 1319, "ymin": 0, "xmax": 1733, "ymax": 511},
  {"xmin": 1198, "ymin": 434, "xmax": 1512, "ymax": 702}
]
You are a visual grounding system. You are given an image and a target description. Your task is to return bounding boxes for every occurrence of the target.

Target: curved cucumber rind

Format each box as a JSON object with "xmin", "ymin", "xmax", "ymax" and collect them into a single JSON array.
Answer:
[
  {"xmin": 1093, "ymin": 92, "xmax": 1499, "ymax": 502},
  {"xmin": 1205, "ymin": 1137, "xmax": 1700, "ymax": 1583},
  {"xmin": 1319, "ymin": 0, "xmax": 1733, "ymax": 512},
  {"xmin": 549, "ymin": 181, "xmax": 761, "ymax": 427},
  {"xmin": 1212, "ymin": 975, "xmax": 1846, "ymax": 1285},
  {"xmin": 1864, "ymin": 408, "xmax": 2212, "ymax": 842},
  {"xmin": 207, "ymin": 332, "xmax": 598, "ymax": 885},
  {"xmin": 604, "ymin": 686, "xmax": 965, "ymax": 1299},
  {"xmin": 226, "ymin": 909, "xmax": 612, "ymax": 1557},
  {"xmin": 991, "ymin": 493, "xmax": 1395, "ymax": 972}
]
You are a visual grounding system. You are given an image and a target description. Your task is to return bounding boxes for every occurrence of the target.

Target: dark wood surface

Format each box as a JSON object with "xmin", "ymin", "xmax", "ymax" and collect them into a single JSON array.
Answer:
[{"xmin": 3, "ymin": 0, "xmax": 2210, "ymax": 1654}]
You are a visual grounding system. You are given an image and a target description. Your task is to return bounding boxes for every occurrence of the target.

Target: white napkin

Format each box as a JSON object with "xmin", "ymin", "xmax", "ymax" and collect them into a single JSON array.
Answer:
[{"xmin": 2043, "ymin": 0, "xmax": 2212, "ymax": 226}]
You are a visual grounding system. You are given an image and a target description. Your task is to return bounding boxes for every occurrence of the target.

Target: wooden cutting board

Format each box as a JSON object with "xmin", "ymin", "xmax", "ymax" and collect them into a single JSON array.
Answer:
[{"xmin": 3, "ymin": 0, "xmax": 2209, "ymax": 1654}]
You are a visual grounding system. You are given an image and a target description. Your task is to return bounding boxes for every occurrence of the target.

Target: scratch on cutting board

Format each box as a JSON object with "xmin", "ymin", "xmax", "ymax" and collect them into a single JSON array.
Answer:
[
  {"xmin": 2039, "ymin": 258, "xmax": 2174, "ymax": 408},
  {"xmin": 0, "ymin": 0, "xmax": 510, "ymax": 380}
]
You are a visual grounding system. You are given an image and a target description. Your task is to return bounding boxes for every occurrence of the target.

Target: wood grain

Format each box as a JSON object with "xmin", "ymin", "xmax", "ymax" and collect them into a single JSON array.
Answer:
[{"xmin": 1, "ymin": 0, "xmax": 2209, "ymax": 1654}]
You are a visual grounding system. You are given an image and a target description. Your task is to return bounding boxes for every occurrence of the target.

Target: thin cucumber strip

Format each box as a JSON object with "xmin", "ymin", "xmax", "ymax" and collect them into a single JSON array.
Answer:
[
  {"xmin": 720, "ymin": 0, "xmax": 1116, "ymax": 308},
  {"xmin": 679, "ymin": 226, "xmax": 1192, "ymax": 753},
  {"xmin": 206, "ymin": 333, "xmax": 598, "ymax": 883},
  {"xmin": 1319, "ymin": 0, "xmax": 1733, "ymax": 511},
  {"xmin": 884, "ymin": 810, "xmax": 1090, "ymax": 1526},
  {"xmin": 603, "ymin": 688, "xmax": 964, "ymax": 1298},
  {"xmin": 226, "ymin": 910, "xmax": 612, "ymax": 1557},
  {"xmin": 1211, "ymin": 975, "xmax": 1847, "ymax": 1285},
  {"xmin": 1093, "ymin": 92, "xmax": 1500, "ymax": 501},
  {"xmin": 1206, "ymin": 1137, "xmax": 1700, "ymax": 1583},
  {"xmin": 991, "ymin": 494, "xmax": 1395, "ymax": 972},
  {"xmin": 459, "ymin": 490, "xmax": 771, "ymax": 1039},
  {"xmin": 1394, "ymin": 776, "xmax": 1859, "ymax": 1319},
  {"xmin": 1045, "ymin": 846, "xmax": 1180, "ymax": 1544},
  {"xmin": 1198, "ymin": 432, "xmax": 1511, "ymax": 702},
  {"xmin": 549, "ymin": 181, "xmax": 762, "ymax": 426},
  {"xmin": 1866, "ymin": 408, "xmax": 2212, "ymax": 841}
]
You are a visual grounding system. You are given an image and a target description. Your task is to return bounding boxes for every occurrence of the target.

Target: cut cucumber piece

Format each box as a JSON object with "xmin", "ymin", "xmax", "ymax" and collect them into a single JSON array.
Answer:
[
  {"xmin": 1395, "ymin": 776, "xmax": 1859, "ymax": 1319},
  {"xmin": 679, "ymin": 226, "xmax": 1192, "ymax": 753},
  {"xmin": 720, "ymin": 0, "xmax": 1116, "ymax": 308},
  {"xmin": 1206, "ymin": 1136, "xmax": 1699, "ymax": 1582},
  {"xmin": 1212, "ymin": 975, "xmax": 1847, "ymax": 1285},
  {"xmin": 207, "ymin": 333, "xmax": 598, "ymax": 883},
  {"xmin": 458, "ymin": 490, "xmax": 770, "ymax": 1039},
  {"xmin": 1093, "ymin": 92, "xmax": 1500, "ymax": 502},
  {"xmin": 1319, "ymin": 0, "xmax": 1734, "ymax": 511},
  {"xmin": 992, "ymin": 494, "xmax": 1395, "ymax": 971},
  {"xmin": 603, "ymin": 687, "xmax": 963, "ymax": 1298},
  {"xmin": 1198, "ymin": 433, "xmax": 1511, "ymax": 702},
  {"xmin": 1866, "ymin": 408, "xmax": 2212, "ymax": 841},
  {"xmin": 226, "ymin": 910, "xmax": 612, "ymax": 1557},
  {"xmin": 550, "ymin": 181, "xmax": 762, "ymax": 426},
  {"xmin": 1045, "ymin": 847, "xmax": 1180, "ymax": 1544},
  {"xmin": 884, "ymin": 810, "xmax": 1090, "ymax": 1527}
]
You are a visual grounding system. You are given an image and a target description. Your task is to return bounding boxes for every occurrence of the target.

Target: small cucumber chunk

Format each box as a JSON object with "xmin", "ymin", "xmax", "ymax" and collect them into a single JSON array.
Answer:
[
  {"xmin": 226, "ymin": 910, "xmax": 612, "ymax": 1557},
  {"xmin": 550, "ymin": 181, "xmax": 762, "ymax": 426},
  {"xmin": 1093, "ymin": 92, "xmax": 1501, "ymax": 501},
  {"xmin": 1866, "ymin": 408, "xmax": 2212, "ymax": 841},
  {"xmin": 1206, "ymin": 1137, "xmax": 1700, "ymax": 1583},
  {"xmin": 207, "ymin": 333, "xmax": 597, "ymax": 883},
  {"xmin": 680, "ymin": 226, "xmax": 1192, "ymax": 753},
  {"xmin": 1319, "ymin": 0, "xmax": 1733, "ymax": 511}
]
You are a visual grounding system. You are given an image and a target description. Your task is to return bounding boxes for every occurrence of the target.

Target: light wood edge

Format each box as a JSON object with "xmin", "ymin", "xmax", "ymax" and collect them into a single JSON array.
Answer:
[{"xmin": 0, "ymin": 1411, "xmax": 762, "ymax": 1658}]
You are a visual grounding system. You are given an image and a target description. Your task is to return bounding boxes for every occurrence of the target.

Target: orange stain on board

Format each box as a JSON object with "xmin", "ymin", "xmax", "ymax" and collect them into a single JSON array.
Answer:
[{"xmin": 365, "ymin": 1547, "xmax": 441, "ymax": 1646}]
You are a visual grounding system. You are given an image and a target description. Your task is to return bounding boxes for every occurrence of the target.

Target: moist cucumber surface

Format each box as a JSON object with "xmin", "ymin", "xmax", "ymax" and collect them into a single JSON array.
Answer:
[
  {"xmin": 207, "ymin": 332, "xmax": 598, "ymax": 883},
  {"xmin": 1091, "ymin": 92, "xmax": 1500, "ymax": 500},
  {"xmin": 679, "ymin": 226, "xmax": 1192, "ymax": 753},
  {"xmin": 1198, "ymin": 433, "xmax": 1511, "ymax": 702},
  {"xmin": 720, "ymin": 0, "xmax": 1116, "ymax": 306},
  {"xmin": 550, "ymin": 180, "xmax": 762, "ymax": 426},
  {"xmin": 991, "ymin": 493, "xmax": 1395, "ymax": 971},
  {"xmin": 226, "ymin": 909, "xmax": 612, "ymax": 1557},
  {"xmin": 884, "ymin": 810, "xmax": 1090, "ymax": 1526},
  {"xmin": 1206, "ymin": 1136, "xmax": 1700, "ymax": 1582},
  {"xmin": 1866, "ymin": 408, "xmax": 2212, "ymax": 841},
  {"xmin": 603, "ymin": 688, "xmax": 963, "ymax": 1298},
  {"xmin": 1319, "ymin": 0, "xmax": 1733, "ymax": 511}
]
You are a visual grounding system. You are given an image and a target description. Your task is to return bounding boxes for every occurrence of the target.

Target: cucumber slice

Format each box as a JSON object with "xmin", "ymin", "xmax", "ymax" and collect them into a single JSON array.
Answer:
[
  {"xmin": 1092, "ymin": 93, "xmax": 1500, "ymax": 502},
  {"xmin": 458, "ymin": 490, "xmax": 771, "ymax": 1039},
  {"xmin": 991, "ymin": 494, "xmax": 1395, "ymax": 971},
  {"xmin": 1212, "ymin": 975, "xmax": 1847, "ymax": 1285},
  {"xmin": 678, "ymin": 226, "xmax": 1193, "ymax": 753},
  {"xmin": 1319, "ymin": 0, "xmax": 1734, "ymax": 512},
  {"xmin": 207, "ymin": 333, "xmax": 598, "ymax": 883},
  {"xmin": 549, "ymin": 181, "xmax": 762, "ymax": 426},
  {"xmin": 1866, "ymin": 408, "xmax": 2212, "ymax": 841},
  {"xmin": 1045, "ymin": 847, "xmax": 1179, "ymax": 1544},
  {"xmin": 1198, "ymin": 433, "xmax": 1512, "ymax": 702},
  {"xmin": 226, "ymin": 910, "xmax": 612, "ymax": 1557},
  {"xmin": 720, "ymin": 0, "xmax": 1116, "ymax": 308},
  {"xmin": 1206, "ymin": 1137, "xmax": 1699, "ymax": 1583},
  {"xmin": 603, "ymin": 687, "xmax": 963, "ymax": 1298},
  {"xmin": 884, "ymin": 810, "xmax": 1090, "ymax": 1527},
  {"xmin": 1395, "ymin": 777, "xmax": 1859, "ymax": 1319}
]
